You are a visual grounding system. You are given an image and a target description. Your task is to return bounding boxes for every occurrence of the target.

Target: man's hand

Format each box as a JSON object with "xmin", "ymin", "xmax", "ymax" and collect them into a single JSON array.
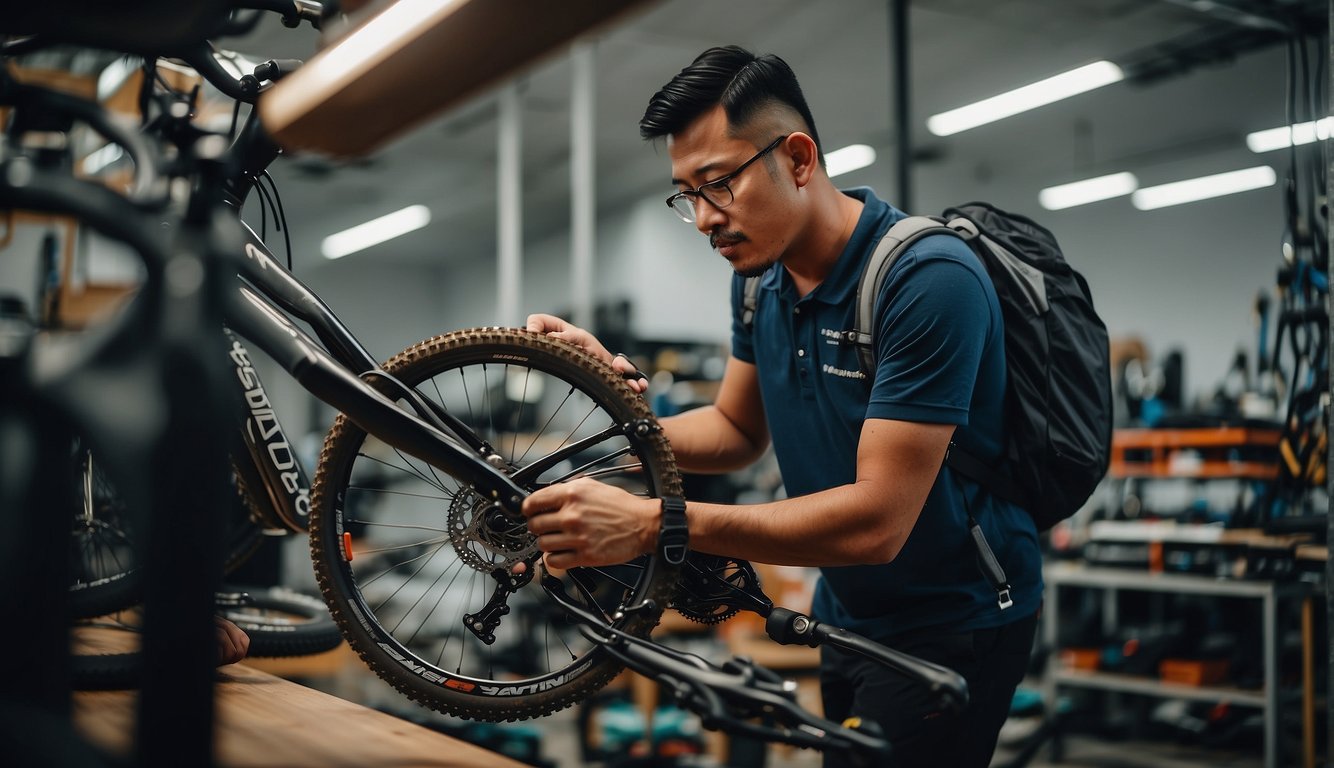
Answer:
[
  {"xmin": 526, "ymin": 313, "xmax": 647, "ymax": 394},
  {"xmin": 523, "ymin": 477, "xmax": 659, "ymax": 569},
  {"xmin": 215, "ymin": 616, "xmax": 250, "ymax": 666}
]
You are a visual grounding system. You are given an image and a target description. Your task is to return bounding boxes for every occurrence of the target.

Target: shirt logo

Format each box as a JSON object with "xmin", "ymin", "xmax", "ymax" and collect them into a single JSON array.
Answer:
[{"xmin": 822, "ymin": 363, "xmax": 866, "ymax": 380}]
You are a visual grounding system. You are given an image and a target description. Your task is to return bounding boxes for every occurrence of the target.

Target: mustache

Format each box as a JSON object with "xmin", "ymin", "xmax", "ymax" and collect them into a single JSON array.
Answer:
[{"xmin": 709, "ymin": 229, "xmax": 746, "ymax": 249}]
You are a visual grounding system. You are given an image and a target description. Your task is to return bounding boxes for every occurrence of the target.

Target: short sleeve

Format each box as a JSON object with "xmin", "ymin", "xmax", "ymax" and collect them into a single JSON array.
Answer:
[
  {"xmin": 730, "ymin": 274, "xmax": 756, "ymax": 364},
  {"xmin": 865, "ymin": 247, "xmax": 993, "ymax": 425}
]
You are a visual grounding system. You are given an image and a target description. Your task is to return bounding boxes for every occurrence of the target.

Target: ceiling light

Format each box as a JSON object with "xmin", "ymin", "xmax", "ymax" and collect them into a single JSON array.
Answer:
[
  {"xmin": 322, "ymin": 205, "xmax": 431, "ymax": 259},
  {"xmin": 1131, "ymin": 166, "xmax": 1275, "ymax": 210},
  {"xmin": 1038, "ymin": 172, "xmax": 1138, "ymax": 210},
  {"xmin": 927, "ymin": 61, "xmax": 1124, "ymax": 137},
  {"xmin": 825, "ymin": 144, "xmax": 876, "ymax": 177},
  {"xmin": 1245, "ymin": 117, "xmax": 1333, "ymax": 153}
]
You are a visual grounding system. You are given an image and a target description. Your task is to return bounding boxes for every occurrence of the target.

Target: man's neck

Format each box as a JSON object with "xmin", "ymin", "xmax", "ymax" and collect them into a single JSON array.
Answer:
[{"xmin": 783, "ymin": 183, "xmax": 864, "ymax": 298}]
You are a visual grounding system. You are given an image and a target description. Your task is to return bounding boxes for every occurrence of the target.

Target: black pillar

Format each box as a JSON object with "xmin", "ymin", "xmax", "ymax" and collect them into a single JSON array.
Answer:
[
  {"xmin": 1326, "ymin": 1, "xmax": 1333, "ymax": 758},
  {"xmin": 889, "ymin": 0, "xmax": 912, "ymax": 212}
]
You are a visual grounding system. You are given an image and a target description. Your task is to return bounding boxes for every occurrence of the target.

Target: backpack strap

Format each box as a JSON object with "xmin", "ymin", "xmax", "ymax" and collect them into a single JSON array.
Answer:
[
  {"xmin": 945, "ymin": 440, "xmax": 1026, "ymax": 510},
  {"xmin": 741, "ymin": 274, "xmax": 761, "ymax": 329},
  {"xmin": 852, "ymin": 216, "xmax": 960, "ymax": 373}
]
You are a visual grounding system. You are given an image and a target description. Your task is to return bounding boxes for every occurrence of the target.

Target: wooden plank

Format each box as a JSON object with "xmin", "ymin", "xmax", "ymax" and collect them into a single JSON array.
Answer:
[
  {"xmin": 259, "ymin": 0, "xmax": 653, "ymax": 156},
  {"xmin": 71, "ymin": 625, "xmax": 525, "ymax": 767}
]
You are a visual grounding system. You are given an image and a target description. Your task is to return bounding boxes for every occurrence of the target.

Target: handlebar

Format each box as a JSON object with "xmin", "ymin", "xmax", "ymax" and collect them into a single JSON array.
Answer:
[{"xmin": 766, "ymin": 607, "xmax": 970, "ymax": 714}]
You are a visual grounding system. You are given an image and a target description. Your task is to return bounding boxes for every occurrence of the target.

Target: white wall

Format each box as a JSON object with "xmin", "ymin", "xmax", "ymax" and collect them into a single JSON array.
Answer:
[
  {"xmin": 510, "ymin": 167, "xmax": 1286, "ymax": 406},
  {"xmin": 521, "ymin": 198, "xmax": 731, "ymax": 344}
]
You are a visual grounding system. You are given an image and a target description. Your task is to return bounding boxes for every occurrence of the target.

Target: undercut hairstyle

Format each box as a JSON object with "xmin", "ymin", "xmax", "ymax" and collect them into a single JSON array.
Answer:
[{"xmin": 639, "ymin": 45, "xmax": 823, "ymax": 163}]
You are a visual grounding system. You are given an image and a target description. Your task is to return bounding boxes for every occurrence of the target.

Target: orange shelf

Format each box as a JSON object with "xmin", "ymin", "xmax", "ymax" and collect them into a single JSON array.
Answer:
[{"xmin": 1110, "ymin": 427, "xmax": 1280, "ymax": 480}]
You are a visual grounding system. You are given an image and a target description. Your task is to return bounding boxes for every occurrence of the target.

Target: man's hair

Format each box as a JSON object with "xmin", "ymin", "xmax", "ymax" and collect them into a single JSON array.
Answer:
[{"xmin": 639, "ymin": 45, "xmax": 822, "ymax": 160}]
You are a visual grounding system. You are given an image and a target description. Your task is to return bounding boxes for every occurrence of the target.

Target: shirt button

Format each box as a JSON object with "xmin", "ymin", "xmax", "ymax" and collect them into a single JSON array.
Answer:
[
  {"xmin": 797, "ymin": 349, "xmax": 806, "ymax": 357},
  {"xmin": 794, "ymin": 306, "xmax": 801, "ymax": 315}
]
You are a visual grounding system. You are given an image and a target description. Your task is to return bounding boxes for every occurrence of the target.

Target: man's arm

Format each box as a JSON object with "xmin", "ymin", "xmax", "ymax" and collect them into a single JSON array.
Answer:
[
  {"xmin": 523, "ymin": 416, "xmax": 953, "ymax": 569},
  {"xmin": 686, "ymin": 418, "xmax": 952, "ymax": 565}
]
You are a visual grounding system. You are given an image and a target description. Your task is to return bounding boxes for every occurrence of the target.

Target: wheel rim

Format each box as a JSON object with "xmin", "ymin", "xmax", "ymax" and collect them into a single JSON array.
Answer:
[
  {"xmin": 320, "ymin": 338, "xmax": 674, "ymax": 704},
  {"xmin": 70, "ymin": 449, "xmax": 135, "ymax": 595}
]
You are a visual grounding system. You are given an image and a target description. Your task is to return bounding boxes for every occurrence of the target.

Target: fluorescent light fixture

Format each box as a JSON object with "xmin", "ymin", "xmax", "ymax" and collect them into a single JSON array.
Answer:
[
  {"xmin": 1246, "ymin": 117, "xmax": 1333, "ymax": 153},
  {"xmin": 321, "ymin": 205, "xmax": 431, "ymax": 259},
  {"xmin": 1131, "ymin": 166, "xmax": 1276, "ymax": 210},
  {"xmin": 825, "ymin": 144, "xmax": 876, "ymax": 177},
  {"xmin": 81, "ymin": 144, "xmax": 125, "ymax": 175},
  {"xmin": 1038, "ymin": 172, "xmax": 1138, "ymax": 210},
  {"xmin": 927, "ymin": 61, "xmax": 1124, "ymax": 137}
]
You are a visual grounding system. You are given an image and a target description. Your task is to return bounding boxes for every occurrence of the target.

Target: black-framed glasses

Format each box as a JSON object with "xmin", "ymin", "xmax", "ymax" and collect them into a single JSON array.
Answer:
[{"xmin": 665, "ymin": 135, "xmax": 788, "ymax": 223}]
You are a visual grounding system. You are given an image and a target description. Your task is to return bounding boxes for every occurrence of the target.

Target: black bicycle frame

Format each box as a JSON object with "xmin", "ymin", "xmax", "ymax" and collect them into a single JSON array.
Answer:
[
  {"xmin": 223, "ymin": 325, "xmax": 311, "ymax": 532},
  {"xmin": 222, "ymin": 223, "xmax": 531, "ymax": 515}
]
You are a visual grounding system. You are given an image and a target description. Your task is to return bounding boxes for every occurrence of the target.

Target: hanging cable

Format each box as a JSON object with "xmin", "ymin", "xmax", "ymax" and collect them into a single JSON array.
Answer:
[
  {"xmin": 254, "ymin": 174, "xmax": 277, "ymax": 245},
  {"xmin": 261, "ymin": 171, "xmax": 294, "ymax": 271},
  {"xmin": 228, "ymin": 99, "xmax": 242, "ymax": 140}
]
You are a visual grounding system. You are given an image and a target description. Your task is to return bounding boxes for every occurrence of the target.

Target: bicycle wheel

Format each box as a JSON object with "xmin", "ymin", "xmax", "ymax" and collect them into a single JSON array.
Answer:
[
  {"xmin": 218, "ymin": 586, "xmax": 342, "ymax": 658},
  {"xmin": 72, "ymin": 587, "xmax": 341, "ymax": 690},
  {"xmin": 69, "ymin": 447, "xmax": 266, "ymax": 619},
  {"xmin": 310, "ymin": 328, "xmax": 682, "ymax": 721}
]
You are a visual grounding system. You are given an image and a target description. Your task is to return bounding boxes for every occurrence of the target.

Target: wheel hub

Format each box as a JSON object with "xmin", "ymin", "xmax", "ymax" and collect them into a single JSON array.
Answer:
[{"xmin": 447, "ymin": 488, "xmax": 538, "ymax": 571}]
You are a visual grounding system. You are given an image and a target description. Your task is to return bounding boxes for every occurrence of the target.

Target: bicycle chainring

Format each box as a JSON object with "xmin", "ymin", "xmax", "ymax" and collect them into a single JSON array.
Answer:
[{"xmin": 670, "ymin": 554, "xmax": 771, "ymax": 624}]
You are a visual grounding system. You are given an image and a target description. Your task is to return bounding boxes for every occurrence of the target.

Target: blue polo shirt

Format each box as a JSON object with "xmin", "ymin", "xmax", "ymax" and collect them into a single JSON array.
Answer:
[{"xmin": 730, "ymin": 187, "xmax": 1042, "ymax": 640}]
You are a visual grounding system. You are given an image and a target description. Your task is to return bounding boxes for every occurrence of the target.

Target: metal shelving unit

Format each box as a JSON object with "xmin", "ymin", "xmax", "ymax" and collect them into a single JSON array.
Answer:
[{"xmin": 1044, "ymin": 562, "xmax": 1311, "ymax": 768}]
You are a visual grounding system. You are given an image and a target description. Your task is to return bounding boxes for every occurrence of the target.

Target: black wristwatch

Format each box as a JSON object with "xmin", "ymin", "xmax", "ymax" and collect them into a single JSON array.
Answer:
[{"xmin": 658, "ymin": 496, "xmax": 689, "ymax": 565}]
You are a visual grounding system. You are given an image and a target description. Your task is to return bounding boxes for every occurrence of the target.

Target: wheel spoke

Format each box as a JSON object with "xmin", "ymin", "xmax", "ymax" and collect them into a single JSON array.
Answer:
[{"xmin": 318, "ymin": 333, "xmax": 675, "ymax": 719}]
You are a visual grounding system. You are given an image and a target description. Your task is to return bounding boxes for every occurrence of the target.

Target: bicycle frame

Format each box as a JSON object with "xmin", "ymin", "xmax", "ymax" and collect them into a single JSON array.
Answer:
[
  {"xmin": 223, "ymin": 325, "xmax": 311, "ymax": 532},
  {"xmin": 221, "ymin": 221, "xmax": 531, "ymax": 517}
]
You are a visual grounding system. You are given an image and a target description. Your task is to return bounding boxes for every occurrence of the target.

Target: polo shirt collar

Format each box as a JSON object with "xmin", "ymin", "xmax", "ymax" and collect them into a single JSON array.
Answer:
[{"xmin": 756, "ymin": 187, "xmax": 898, "ymax": 305}]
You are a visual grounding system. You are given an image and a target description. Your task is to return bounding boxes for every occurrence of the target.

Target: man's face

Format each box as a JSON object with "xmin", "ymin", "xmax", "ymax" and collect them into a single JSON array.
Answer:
[{"xmin": 668, "ymin": 106, "xmax": 798, "ymax": 277}]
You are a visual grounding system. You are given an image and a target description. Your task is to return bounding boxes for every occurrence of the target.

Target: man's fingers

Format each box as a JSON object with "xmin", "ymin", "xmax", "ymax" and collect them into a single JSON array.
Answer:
[
  {"xmin": 525, "ymin": 313, "xmax": 566, "ymax": 334},
  {"xmin": 543, "ymin": 551, "xmax": 574, "ymax": 572}
]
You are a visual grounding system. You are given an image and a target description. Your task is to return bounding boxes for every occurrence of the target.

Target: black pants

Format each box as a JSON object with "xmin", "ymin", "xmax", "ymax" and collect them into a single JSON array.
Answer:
[{"xmin": 819, "ymin": 610, "xmax": 1038, "ymax": 768}]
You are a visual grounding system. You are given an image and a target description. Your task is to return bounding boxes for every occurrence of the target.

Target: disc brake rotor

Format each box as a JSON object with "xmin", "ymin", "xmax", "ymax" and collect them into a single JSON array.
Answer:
[{"xmin": 447, "ymin": 487, "xmax": 539, "ymax": 572}]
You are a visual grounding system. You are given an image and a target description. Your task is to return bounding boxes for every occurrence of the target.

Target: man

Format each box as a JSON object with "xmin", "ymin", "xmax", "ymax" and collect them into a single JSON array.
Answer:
[
  {"xmin": 524, "ymin": 45, "xmax": 1041, "ymax": 767},
  {"xmin": 216, "ymin": 615, "xmax": 250, "ymax": 665}
]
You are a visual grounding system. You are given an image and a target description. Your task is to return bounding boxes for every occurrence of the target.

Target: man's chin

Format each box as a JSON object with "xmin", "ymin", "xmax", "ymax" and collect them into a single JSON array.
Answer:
[{"xmin": 733, "ymin": 262, "xmax": 772, "ymax": 278}]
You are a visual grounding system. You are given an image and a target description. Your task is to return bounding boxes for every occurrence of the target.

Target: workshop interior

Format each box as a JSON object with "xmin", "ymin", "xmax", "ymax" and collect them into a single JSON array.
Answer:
[{"xmin": 0, "ymin": 0, "xmax": 1331, "ymax": 766}]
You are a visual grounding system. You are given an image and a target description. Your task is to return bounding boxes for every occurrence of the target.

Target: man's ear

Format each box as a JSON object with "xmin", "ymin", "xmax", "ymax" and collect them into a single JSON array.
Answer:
[{"xmin": 786, "ymin": 133, "xmax": 820, "ymax": 188}]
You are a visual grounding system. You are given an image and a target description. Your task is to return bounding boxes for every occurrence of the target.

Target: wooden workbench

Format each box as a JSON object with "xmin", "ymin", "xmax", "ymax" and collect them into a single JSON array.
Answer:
[{"xmin": 71, "ymin": 626, "xmax": 524, "ymax": 767}]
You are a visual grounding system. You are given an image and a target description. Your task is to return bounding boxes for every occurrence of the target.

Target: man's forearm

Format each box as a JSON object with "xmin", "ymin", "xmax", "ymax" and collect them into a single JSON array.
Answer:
[{"xmin": 684, "ymin": 481, "xmax": 916, "ymax": 566}]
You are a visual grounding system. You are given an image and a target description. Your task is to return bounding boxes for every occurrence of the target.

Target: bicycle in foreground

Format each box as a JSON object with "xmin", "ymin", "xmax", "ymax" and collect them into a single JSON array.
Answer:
[{"xmin": 1, "ymin": 2, "xmax": 968, "ymax": 764}]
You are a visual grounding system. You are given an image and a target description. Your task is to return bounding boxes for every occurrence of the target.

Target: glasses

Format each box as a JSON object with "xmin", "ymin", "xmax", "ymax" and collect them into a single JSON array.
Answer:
[{"xmin": 665, "ymin": 135, "xmax": 788, "ymax": 223}]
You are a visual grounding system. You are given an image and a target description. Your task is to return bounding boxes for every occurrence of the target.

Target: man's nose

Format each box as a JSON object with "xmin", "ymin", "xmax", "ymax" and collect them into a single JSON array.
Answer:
[{"xmin": 694, "ymin": 197, "xmax": 726, "ymax": 235}]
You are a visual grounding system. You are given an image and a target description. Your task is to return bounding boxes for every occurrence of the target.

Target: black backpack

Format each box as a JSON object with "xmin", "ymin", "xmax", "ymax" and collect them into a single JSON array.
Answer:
[{"xmin": 743, "ymin": 201, "xmax": 1113, "ymax": 532}]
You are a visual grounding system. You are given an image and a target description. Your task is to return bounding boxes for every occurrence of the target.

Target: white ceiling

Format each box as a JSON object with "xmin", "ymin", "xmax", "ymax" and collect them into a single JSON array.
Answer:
[{"xmin": 225, "ymin": 0, "xmax": 1322, "ymax": 271}]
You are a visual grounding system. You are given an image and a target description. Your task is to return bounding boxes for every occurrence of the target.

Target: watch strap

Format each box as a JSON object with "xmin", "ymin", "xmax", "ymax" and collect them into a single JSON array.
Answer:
[{"xmin": 658, "ymin": 496, "xmax": 688, "ymax": 566}]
